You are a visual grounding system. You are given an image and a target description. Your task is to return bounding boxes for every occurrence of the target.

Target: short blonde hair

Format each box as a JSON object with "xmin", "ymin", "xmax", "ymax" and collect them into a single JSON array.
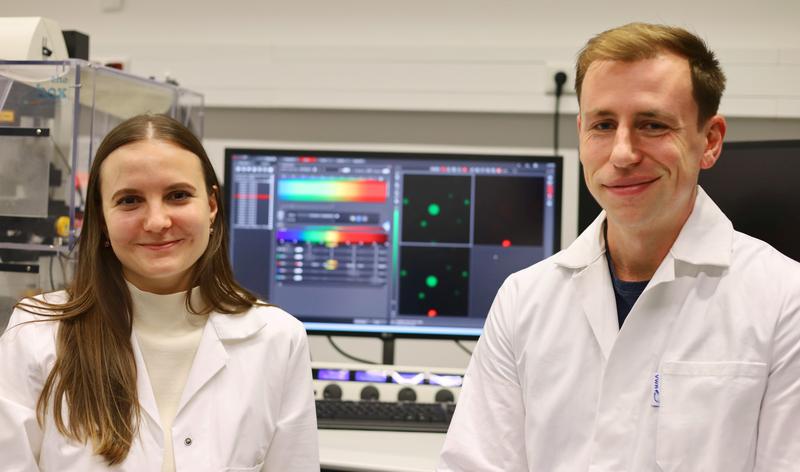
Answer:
[{"xmin": 575, "ymin": 22, "xmax": 726, "ymax": 126}]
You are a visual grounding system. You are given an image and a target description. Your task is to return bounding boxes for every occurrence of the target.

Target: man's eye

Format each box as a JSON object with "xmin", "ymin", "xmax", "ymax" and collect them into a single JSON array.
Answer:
[
  {"xmin": 642, "ymin": 122, "xmax": 668, "ymax": 132},
  {"xmin": 593, "ymin": 122, "xmax": 615, "ymax": 131}
]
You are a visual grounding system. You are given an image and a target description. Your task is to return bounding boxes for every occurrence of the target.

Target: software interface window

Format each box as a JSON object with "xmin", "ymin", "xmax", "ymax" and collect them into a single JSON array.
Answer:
[{"xmin": 226, "ymin": 150, "xmax": 561, "ymax": 335}]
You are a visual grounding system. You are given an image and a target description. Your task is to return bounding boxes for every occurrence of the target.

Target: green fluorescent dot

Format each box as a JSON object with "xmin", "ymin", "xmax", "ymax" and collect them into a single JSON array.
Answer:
[
  {"xmin": 461, "ymin": 270, "xmax": 469, "ymax": 278},
  {"xmin": 426, "ymin": 275, "xmax": 439, "ymax": 288},
  {"xmin": 428, "ymin": 203, "xmax": 440, "ymax": 216},
  {"xmin": 446, "ymin": 265, "xmax": 452, "ymax": 271},
  {"xmin": 448, "ymin": 193, "xmax": 454, "ymax": 199},
  {"xmin": 400, "ymin": 269, "xmax": 408, "ymax": 277},
  {"xmin": 403, "ymin": 197, "xmax": 409, "ymax": 205},
  {"xmin": 464, "ymin": 199, "xmax": 470, "ymax": 206},
  {"xmin": 454, "ymin": 290, "xmax": 461, "ymax": 296},
  {"xmin": 420, "ymin": 220, "xmax": 428, "ymax": 228},
  {"xmin": 418, "ymin": 292, "xmax": 426, "ymax": 300}
]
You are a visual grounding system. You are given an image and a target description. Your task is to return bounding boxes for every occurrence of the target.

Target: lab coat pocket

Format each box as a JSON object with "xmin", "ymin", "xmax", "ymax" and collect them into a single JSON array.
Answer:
[{"xmin": 655, "ymin": 361, "xmax": 767, "ymax": 472}]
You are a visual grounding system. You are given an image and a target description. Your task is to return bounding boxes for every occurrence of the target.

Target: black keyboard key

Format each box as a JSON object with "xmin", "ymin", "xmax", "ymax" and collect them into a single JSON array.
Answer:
[{"xmin": 316, "ymin": 400, "xmax": 455, "ymax": 433}]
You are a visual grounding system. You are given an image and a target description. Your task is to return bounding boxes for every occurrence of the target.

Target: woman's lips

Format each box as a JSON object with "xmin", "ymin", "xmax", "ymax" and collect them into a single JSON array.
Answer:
[{"xmin": 138, "ymin": 240, "xmax": 182, "ymax": 251}]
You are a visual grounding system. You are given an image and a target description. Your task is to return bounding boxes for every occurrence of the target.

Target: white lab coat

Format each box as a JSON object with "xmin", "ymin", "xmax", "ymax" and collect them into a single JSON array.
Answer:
[
  {"xmin": 439, "ymin": 187, "xmax": 800, "ymax": 471},
  {"xmin": 0, "ymin": 295, "xmax": 320, "ymax": 471}
]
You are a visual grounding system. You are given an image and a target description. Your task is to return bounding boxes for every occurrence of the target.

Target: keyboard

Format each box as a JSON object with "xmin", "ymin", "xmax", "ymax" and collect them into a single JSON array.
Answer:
[{"xmin": 316, "ymin": 399, "xmax": 456, "ymax": 433}]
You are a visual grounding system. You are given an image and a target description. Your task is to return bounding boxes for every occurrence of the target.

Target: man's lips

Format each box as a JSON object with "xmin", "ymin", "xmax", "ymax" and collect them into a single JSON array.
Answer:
[{"xmin": 603, "ymin": 177, "xmax": 660, "ymax": 195}]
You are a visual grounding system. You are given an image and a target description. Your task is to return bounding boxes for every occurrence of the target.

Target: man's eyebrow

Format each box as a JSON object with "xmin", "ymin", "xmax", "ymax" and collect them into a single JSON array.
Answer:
[
  {"xmin": 583, "ymin": 109, "xmax": 680, "ymax": 122},
  {"xmin": 636, "ymin": 110, "xmax": 680, "ymax": 122},
  {"xmin": 583, "ymin": 109, "xmax": 615, "ymax": 118}
]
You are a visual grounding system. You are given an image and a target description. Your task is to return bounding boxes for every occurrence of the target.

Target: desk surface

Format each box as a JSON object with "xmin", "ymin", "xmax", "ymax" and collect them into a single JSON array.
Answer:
[{"xmin": 319, "ymin": 429, "xmax": 445, "ymax": 472}]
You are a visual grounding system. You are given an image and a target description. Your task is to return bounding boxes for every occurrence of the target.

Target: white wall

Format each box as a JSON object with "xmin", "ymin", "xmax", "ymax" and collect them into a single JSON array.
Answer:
[{"xmin": 3, "ymin": 1, "xmax": 800, "ymax": 117}]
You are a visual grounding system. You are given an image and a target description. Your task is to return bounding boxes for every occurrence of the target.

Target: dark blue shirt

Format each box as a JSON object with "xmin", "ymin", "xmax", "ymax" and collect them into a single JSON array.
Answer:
[
  {"xmin": 608, "ymin": 263, "xmax": 649, "ymax": 328},
  {"xmin": 604, "ymin": 222, "xmax": 649, "ymax": 328}
]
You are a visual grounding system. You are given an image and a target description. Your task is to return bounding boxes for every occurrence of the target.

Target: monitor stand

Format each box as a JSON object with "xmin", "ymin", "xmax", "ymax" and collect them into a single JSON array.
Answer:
[{"xmin": 381, "ymin": 333, "xmax": 395, "ymax": 365}]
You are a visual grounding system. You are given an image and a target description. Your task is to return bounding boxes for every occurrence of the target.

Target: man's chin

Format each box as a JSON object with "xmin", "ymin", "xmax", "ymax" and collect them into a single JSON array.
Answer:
[{"xmin": 604, "ymin": 209, "xmax": 659, "ymax": 231}]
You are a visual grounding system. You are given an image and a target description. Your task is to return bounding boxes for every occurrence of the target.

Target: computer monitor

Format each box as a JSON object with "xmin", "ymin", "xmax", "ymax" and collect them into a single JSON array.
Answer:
[
  {"xmin": 224, "ymin": 148, "xmax": 562, "ymax": 338},
  {"xmin": 699, "ymin": 140, "xmax": 800, "ymax": 263},
  {"xmin": 577, "ymin": 140, "xmax": 800, "ymax": 263}
]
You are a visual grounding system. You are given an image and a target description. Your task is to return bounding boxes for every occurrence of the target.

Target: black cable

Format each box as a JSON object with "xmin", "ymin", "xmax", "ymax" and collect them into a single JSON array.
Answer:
[
  {"xmin": 57, "ymin": 252, "xmax": 68, "ymax": 287},
  {"xmin": 48, "ymin": 255, "xmax": 56, "ymax": 291},
  {"xmin": 326, "ymin": 336, "xmax": 378, "ymax": 365},
  {"xmin": 553, "ymin": 71, "xmax": 568, "ymax": 156},
  {"xmin": 454, "ymin": 339, "xmax": 473, "ymax": 356}
]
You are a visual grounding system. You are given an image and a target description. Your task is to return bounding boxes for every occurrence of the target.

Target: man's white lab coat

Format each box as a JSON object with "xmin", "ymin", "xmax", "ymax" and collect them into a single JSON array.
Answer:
[
  {"xmin": 0, "ymin": 299, "xmax": 319, "ymax": 471},
  {"xmin": 439, "ymin": 188, "xmax": 800, "ymax": 471}
]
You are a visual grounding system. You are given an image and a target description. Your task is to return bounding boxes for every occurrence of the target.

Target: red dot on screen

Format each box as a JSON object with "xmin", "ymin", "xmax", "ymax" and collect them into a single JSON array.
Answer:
[
  {"xmin": 427, "ymin": 309, "xmax": 438, "ymax": 317},
  {"xmin": 502, "ymin": 239, "xmax": 512, "ymax": 247}
]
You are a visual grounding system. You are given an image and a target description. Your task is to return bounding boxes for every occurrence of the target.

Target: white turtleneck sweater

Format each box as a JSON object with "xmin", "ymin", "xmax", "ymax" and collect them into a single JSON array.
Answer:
[{"xmin": 128, "ymin": 282, "xmax": 208, "ymax": 472}]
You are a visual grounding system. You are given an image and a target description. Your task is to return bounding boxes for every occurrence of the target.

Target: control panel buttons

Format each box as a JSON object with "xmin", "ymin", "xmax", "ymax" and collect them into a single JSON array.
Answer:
[
  {"xmin": 323, "ymin": 383, "xmax": 343, "ymax": 400},
  {"xmin": 360, "ymin": 385, "xmax": 380, "ymax": 401},
  {"xmin": 398, "ymin": 387, "xmax": 417, "ymax": 402},
  {"xmin": 435, "ymin": 389, "xmax": 455, "ymax": 403}
]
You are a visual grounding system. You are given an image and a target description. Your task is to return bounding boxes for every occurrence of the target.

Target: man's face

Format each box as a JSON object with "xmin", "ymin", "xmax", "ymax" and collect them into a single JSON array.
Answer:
[{"xmin": 577, "ymin": 52, "xmax": 724, "ymax": 232}]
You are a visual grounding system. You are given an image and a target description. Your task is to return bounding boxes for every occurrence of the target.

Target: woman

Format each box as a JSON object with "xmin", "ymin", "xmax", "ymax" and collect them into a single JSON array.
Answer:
[{"xmin": 0, "ymin": 114, "xmax": 319, "ymax": 471}]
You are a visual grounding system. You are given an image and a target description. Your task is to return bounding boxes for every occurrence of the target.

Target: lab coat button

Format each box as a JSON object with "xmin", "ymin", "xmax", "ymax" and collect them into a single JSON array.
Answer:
[{"xmin": 184, "ymin": 437, "xmax": 192, "ymax": 446}]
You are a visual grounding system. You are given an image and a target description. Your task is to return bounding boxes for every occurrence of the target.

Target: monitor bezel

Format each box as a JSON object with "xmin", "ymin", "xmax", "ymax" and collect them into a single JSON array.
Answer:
[{"xmin": 224, "ymin": 147, "xmax": 563, "ymax": 339}]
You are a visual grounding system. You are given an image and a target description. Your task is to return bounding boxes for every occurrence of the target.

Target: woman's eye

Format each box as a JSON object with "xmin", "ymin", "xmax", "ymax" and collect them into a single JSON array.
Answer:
[
  {"xmin": 170, "ymin": 190, "xmax": 192, "ymax": 201},
  {"xmin": 117, "ymin": 196, "xmax": 140, "ymax": 206}
]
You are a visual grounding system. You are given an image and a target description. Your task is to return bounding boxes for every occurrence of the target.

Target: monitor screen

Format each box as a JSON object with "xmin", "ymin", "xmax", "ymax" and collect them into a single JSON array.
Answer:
[
  {"xmin": 224, "ymin": 148, "xmax": 562, "ymax": 337},
  {"xmin": 699, "ymin": 140, "xmax": 800, "ymax": 263}
]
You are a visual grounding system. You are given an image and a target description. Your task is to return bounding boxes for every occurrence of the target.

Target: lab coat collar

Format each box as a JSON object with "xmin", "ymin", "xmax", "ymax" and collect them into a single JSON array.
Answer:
[
  {"xmin": 208, "ymin": 305, "xmax": 270, "ymax": 340},
  {"xmin": 132, "ymin": 331, "xmax": 165, "ymax": 434},
  {"xmin": 552, "ymin": 187, "xmax": 733, "ymax": 360},
  {"xmin": 177, "ymin": 308, "xmax": 270, "ymax": 413},
  {"xmin": 134, "ymin": 305, "xmax": 270, "ymax": 430},
  {"xmin": 668, "ymin": 186, "xmax": 733, "ymax": 268},
  {"xmin": 131, "ymin": 319, "xmax": 230, "ymax": 432},
  {"xmin": 553, "ymin": 186, "xmax": 733, "ymax": 271},
  {"xmin": 552, "ymin": 211, "xmax": 607, "ymax": 270}
]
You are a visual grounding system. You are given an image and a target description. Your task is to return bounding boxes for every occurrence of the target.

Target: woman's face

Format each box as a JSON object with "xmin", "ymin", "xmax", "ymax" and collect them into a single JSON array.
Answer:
[{"xmin": 100, "ymin": 139, "xmax": 217, "ymax": 294}]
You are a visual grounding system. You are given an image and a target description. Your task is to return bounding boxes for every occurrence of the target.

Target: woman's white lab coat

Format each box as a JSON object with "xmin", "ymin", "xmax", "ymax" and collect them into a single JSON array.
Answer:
[
  {"xmin": 0, "ymin": 297, "xmax": 319, "ymax": 471},
  {"xmin": 439, "ymin": 188, "xmax": 800, "ymax": 471}
]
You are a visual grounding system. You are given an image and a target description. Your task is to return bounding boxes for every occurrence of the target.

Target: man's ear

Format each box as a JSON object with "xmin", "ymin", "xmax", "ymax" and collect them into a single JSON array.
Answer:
[{"xmin": 700, "ymin": 115, "xmax": 727, "ymax": 170}]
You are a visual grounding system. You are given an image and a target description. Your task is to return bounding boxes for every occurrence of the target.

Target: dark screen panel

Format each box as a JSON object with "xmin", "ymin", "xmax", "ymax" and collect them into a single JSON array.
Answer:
[
  {"xmin": 577, "ymin": 162, "xmax": 602, "ymax": 234},
  {"xmin": 699, "ymin": 140, "xmax": 800, "ymax": 262}
]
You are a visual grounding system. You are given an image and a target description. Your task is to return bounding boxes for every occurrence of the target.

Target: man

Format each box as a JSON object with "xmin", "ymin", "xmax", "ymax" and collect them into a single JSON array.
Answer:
[{"xmin": 438, "ymin": 23, "xmax": 800, "ymax": 471}]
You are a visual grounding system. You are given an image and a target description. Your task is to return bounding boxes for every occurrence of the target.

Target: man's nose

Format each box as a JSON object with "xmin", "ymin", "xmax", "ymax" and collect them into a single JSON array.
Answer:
[{"xmin": 609, "ymin": 125, "xmax": 642, "ymax": 168}]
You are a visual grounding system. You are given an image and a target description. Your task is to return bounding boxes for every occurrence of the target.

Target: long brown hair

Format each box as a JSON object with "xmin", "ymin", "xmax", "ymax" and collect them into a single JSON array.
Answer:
[{"xmin": 15, "ymin": 114, "xmax": 261, "ymax": 464}]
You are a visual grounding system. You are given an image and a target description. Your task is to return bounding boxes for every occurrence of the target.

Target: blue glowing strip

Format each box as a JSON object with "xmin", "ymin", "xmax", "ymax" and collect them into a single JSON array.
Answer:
[{"xmin": 303, "ymin": 322, "xmax": 482, "ymax": 337}]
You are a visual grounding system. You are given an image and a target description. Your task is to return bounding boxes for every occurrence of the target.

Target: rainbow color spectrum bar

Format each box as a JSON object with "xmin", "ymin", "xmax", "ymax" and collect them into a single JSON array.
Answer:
[
  {"xmin": 277, "ymin": 226, "xmax": 388, "ymax": 244},
  {"xmin": 278, "ymin": 179, "xmax": 387, "ymax": 203}
]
